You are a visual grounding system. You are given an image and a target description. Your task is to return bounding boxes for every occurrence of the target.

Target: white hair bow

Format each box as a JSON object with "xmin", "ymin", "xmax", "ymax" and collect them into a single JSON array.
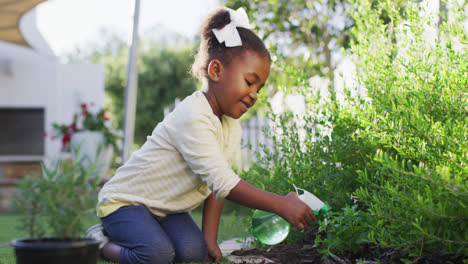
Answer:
[{"xmin": 212, "ymin": 7, "xmax": 253, "ymax": 47}]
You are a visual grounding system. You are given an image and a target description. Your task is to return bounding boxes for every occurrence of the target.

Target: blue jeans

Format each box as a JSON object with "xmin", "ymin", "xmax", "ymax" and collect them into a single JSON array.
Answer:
[{"xmin": 101, "ymin": 204, "xmax": 207, "ymax": 264}]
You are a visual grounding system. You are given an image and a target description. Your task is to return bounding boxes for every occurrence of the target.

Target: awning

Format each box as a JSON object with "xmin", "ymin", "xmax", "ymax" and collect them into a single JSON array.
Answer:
[{"xmin": 0, "ymin": 0, "xmax": 47, "ymax": 47}]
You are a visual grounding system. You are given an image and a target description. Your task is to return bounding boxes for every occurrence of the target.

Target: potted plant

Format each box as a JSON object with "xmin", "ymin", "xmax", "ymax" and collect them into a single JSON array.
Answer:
[
  {"xmin": 52, "ymin": 102, "xmax": 120, "ymax": 178},
  {"xmin": 10, "ymin": 153, "xmax": 102, "ymax": 264}
]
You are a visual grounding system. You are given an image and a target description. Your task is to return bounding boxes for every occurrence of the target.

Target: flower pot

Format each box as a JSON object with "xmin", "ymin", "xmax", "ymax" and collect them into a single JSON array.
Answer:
[
  {"xmin": 11, "ymin": 238, "xmax": 99, "ymax": 264},
  {"xmin": 70, "ymin": 131, "xmax": 113, "ymax": 178}
]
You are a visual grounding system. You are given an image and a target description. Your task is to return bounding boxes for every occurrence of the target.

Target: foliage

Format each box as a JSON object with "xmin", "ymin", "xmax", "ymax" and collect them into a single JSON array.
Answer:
[
  {"xmin": 12, "ymin": 154, "xmax": 102, "ymax": 238},
  {"xmin": 348, "ymin": 0, "xmax": 468, "ymax": 256},
  {"xmin": 52, "ymin": 103, "xmax": 120, "ymax": 152},
  {"xmin": 242, "ymin": 0, "xmax": 468, "ymax": 259},
  {"xmin": 316, "ymin": 205, "xmax": 370, "ymax": 256},
  {"xmin": 242, "ymin": 101, "xmax": 366, "ymax": 209},
  {"xmin": 11, "ymin": 173, "xmax": 48, "ymax": 238},
  {"xmin": 225, "ymin": 0, "xmax": 354, "ymax": 80},
  {"xmin": 223, "ymin": 0, "xmax": 438, "ymax": 108}
]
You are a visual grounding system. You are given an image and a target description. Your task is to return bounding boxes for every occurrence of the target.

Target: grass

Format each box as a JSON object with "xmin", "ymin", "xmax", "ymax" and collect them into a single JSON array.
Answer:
[{"xmin": 0, "ymin": 201, "xmax": 251, "ymax": 264}]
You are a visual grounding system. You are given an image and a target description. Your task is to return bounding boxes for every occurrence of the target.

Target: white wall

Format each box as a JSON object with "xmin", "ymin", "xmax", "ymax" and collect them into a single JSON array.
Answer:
[{"xmin": 0, "ymin": 8, "xmax": 105, "ymax": 160}]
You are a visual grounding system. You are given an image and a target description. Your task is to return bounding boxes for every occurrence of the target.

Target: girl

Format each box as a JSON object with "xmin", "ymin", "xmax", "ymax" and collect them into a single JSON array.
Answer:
[{"xmin": 87, "ymin": 7, "xmax": 315, "ymax": 264}]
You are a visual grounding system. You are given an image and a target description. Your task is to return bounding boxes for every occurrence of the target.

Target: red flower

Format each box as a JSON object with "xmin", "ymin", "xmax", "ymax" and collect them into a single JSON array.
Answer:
[
  {"xmin": 62, "ymin": 132, "xmax": 71, "ymax": 149},
  {"xmin": 52, "ymin": 101, "xmax": 119, "ymax": 152},
  {"xmin": 69, "ymin": 123, "xmax": 77, "ymax": 132}
]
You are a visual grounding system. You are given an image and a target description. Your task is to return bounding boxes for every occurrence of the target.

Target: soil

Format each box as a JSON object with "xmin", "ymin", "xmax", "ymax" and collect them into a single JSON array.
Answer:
[{"xmin": 230, "ymin": 230, "xmax": 466, "ymax": 264}]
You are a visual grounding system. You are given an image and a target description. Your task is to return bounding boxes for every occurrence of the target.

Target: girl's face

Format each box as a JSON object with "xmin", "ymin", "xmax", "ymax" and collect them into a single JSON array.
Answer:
[{"xmin": 208, "ymin": 50, "xmax": 270, "ymax": 119}]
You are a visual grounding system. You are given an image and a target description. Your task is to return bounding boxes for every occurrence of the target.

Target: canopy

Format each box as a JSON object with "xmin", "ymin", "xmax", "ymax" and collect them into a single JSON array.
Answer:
[{"xmin": 0, "ymin": 0, "xmax": 47, "ymax": 47}]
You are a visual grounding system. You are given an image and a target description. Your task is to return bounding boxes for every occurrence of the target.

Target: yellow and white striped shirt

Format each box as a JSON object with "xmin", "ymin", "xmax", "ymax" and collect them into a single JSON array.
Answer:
[{"xmin": 97, "ymin": 91, "xmax": 242, "ymax": 217}]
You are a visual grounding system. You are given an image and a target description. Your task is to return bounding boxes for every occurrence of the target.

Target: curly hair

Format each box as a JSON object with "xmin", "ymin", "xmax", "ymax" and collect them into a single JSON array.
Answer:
[{"xmin": 191, "ymin": 8, "xmax": 271, "ymax": 81}]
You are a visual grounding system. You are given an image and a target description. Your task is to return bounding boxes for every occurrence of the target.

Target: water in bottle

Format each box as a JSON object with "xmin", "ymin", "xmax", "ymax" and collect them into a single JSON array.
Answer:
[
  {"xmin": 251, "ymin": 185, "xmax": 329, "ymax": 245},
  {"xmin": 251, "ymin": 209, "xmax": 290, "ymax": 245}
]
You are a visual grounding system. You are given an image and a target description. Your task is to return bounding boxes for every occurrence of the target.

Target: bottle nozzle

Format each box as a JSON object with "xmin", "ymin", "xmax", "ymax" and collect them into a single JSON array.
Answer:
[{"xmin": 320, "ymin": 204, "xmax": 330, "ymax": 213}]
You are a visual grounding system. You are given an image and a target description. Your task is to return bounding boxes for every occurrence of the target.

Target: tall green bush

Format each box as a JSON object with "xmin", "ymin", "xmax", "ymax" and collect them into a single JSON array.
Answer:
[
  {"xmin": 243, "ymin": 0, "xmax": 467, "ymax": 258},
  {"xmin": 349, "ymin": 0, "xmax": 467, "ymax": 256}
]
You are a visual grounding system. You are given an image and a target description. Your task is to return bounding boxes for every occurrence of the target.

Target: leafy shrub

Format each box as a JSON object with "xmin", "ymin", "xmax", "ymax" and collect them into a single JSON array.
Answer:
[
  {"xmin": 242, "ymin": 107, "xmax": 365, "ymax": 210},
  {"xmin": 349, "ymin": 0, "xmax": 468, "ymax": 256},
  {"xmin": 316, "ymin": 205, "xmax": 370, "ymax": 256},
  {"xmin": 13, "ymin": 151, "xmax": 102, "ymax": 238},
  {"xmin": 242, "ymin": 0, "xmax": 467, "ymax": 259}
]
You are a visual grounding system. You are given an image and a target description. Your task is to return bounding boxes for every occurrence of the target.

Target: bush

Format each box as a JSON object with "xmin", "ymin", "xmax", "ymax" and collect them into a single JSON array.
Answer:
[
  {"xmin": 316, "ymin": 205, "xmax": 370, "ymax": 256},
  {"xmin": 349, "ymin": 0, "xmax": 468, "ymax": 256},
  {"xmin": 243, "ymin": 0, "xmax": 467, "ymax": 259},
  {"xmin": 13, "ymin": 151, "xmax": 102, "ymax": 238}
]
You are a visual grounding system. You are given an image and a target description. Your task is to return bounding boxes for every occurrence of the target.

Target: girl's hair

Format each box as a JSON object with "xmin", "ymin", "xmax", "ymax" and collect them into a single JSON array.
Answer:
[{"xmin": 191, "ymin": 8, "xmax": 271, "ymax": 81}]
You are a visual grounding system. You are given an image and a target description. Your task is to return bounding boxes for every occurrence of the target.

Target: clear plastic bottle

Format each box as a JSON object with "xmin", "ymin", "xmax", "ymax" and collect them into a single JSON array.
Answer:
[
  {"xmin": 251, "ymin": 209, "xmax": 290, "ymax": 245},
  {"xmin": 251, "ymin": 185, "xmax": 329, "ymax": 245}
]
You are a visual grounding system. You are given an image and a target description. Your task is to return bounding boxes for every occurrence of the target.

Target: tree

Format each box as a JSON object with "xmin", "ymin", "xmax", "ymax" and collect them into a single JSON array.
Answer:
[{"xmin": 225, "ymin": 0, "xmax": 354, "ymax": 85}]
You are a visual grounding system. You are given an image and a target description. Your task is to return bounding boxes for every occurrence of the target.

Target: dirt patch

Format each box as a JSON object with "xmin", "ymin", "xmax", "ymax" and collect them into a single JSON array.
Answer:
[
  {"xmin": 230, "ymin": 230, "xmax": 465, "ymax": 264},
  {"xmin": 231, "ymin": 244, "xmax": 320, "ymax": 264}
]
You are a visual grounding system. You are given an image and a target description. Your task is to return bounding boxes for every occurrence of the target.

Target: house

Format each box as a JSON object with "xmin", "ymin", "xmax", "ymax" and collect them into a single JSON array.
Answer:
[{"xmin": 0, "ymin": 4, "xmax": 105, "ymax": 211}]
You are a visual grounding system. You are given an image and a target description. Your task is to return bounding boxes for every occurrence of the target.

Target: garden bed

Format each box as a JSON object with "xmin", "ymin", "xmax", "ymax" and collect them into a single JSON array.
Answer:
[{"xmin": 230, "ymin": 230, "xmax": 466, "ymax": 264}]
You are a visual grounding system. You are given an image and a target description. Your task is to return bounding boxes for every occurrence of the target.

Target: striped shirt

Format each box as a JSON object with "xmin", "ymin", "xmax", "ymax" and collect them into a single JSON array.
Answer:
[{"xmin": 97, "ymin": 91, "xmax": 242, "ymax": 217}]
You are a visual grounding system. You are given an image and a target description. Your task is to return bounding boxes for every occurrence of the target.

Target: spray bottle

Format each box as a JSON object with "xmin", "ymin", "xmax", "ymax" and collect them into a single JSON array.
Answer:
[{"xmin": 251, "ymin": 185, "xmax": 329, "ymax": 245}]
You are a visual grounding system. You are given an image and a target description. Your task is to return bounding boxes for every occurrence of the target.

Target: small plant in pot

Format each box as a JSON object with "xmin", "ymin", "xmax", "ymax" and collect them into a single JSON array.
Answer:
[{"xmin": 10, "ymin": 148, "xmax": 103, "ymax": 264}]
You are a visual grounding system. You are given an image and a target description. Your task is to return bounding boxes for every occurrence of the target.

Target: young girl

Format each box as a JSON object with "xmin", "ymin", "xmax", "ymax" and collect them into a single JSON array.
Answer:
[{"xmin": 87, "ymin": 7, "xmax": 315, "ymax": 264}]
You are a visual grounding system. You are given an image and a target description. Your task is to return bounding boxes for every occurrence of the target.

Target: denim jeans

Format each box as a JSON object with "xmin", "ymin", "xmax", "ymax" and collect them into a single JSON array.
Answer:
[{"xmin": 101, "ymin": 204, "xmax": 207, "ymax": 264}]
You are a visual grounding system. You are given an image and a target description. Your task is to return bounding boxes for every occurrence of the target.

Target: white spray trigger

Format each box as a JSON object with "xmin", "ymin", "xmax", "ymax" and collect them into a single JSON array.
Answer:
[{"xmin": 293, "ymin": 184, "xmax": 326, "ymax": 214}]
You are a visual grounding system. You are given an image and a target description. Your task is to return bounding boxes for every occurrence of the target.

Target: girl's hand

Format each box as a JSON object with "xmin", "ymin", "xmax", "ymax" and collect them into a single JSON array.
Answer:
[
  {"xmin": 206, "ymin": 241, "xmax": 223, "ymax": 263},
  {"xmin": 280, "ymin": 192, "xmax": 315, "ymax": 231}
]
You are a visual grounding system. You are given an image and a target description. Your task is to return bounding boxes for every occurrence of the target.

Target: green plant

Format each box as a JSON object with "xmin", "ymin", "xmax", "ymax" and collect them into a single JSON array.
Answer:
[
  {"xmin": 316, "ymin": 205, "xmax": 370, "ymax": 256},
  {"xmin": 242, "ymin": 0, "xmax": 467, "ymax": 259},
  {"xmin": 348, "ymin": 0, "xmax": 468, "ymax": 257},
  {"xmin": 12, "ymin": 154, "xmax": 102, "ymax": 238},
  {"xmin": 52, "ymin": 103, "xmax": 120, "ymax": 152}
]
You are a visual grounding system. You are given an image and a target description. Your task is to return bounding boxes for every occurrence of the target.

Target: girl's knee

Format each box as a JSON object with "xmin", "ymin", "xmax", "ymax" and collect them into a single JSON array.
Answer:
[
  {"xmin": 175, "ymin": 241, "xmax": 207, "ymax": 263},
  {"xmin": 148, "ymin": 248, "xmax": 175, "ymax": 264}
]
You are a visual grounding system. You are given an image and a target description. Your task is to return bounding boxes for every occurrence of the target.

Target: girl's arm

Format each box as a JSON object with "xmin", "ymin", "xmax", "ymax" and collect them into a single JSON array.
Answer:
[
  {"xmin": 202, "ymin": 192, "xmax": 224, "ymax": 262},
  {"xmin": 227, "ymin": 180, "xmax": 315, "ymax": 231}
]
